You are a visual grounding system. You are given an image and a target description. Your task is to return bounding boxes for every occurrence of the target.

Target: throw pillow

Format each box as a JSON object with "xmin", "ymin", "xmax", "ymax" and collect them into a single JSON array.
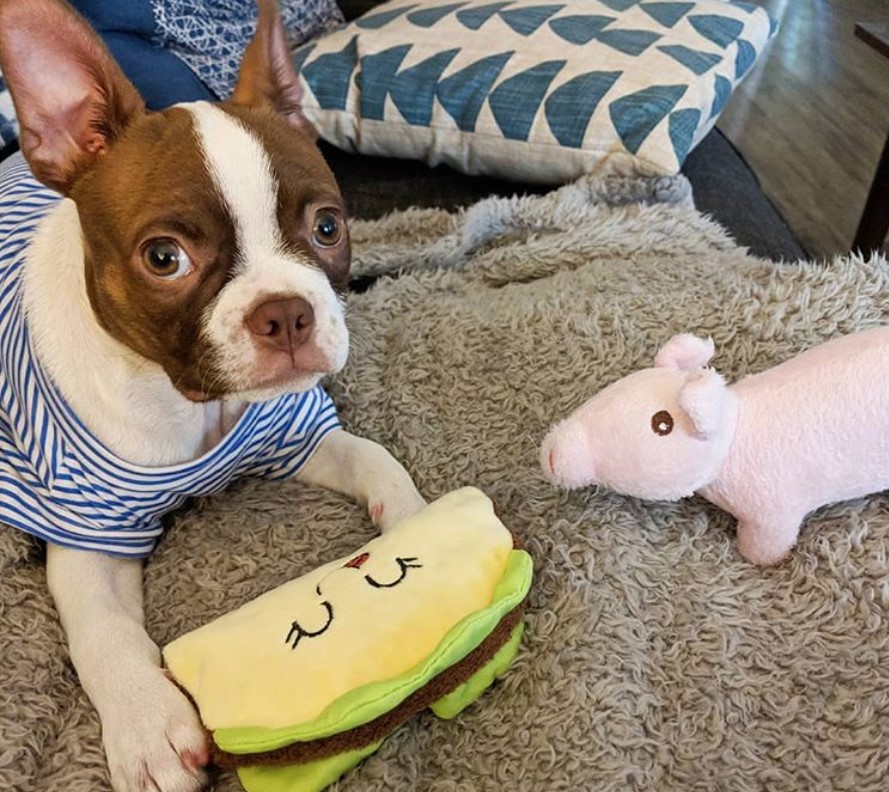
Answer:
[{"xmin": 292, "ymin": 0, "xmax": 778, "ymax": 182}]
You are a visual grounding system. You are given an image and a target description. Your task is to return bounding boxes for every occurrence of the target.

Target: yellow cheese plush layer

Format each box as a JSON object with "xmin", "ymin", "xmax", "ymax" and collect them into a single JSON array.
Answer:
[{"xmin": 163, "ymin": 488, "xmax": 513, "ymax": 731}]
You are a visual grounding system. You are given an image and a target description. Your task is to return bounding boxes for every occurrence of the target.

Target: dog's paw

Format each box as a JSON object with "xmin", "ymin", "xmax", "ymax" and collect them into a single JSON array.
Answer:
[
  {"xmin": 102, "ymin": 669, "xmax": 209, "ymax": 792},
  {"xmin": 367, "ymin": 481, "xmax": 427, "ymax": 533}
]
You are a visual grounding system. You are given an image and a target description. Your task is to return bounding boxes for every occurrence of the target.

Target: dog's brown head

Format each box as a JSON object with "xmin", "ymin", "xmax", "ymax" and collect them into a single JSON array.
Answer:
[{"xmin": 0, "ymin": 0, "xmax": 350, "ymax": 402}]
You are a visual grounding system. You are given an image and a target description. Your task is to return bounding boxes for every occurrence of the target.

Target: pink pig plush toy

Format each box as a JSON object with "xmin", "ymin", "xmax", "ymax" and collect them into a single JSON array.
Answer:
[{"xmin": 540, "ymin": 328, "xmax": 889, "ymax": 565}]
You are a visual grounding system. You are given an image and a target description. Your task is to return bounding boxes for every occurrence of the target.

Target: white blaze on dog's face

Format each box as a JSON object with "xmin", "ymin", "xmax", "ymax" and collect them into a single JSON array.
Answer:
[
  {"xmin": 0, "ymin": 0, "xmax": 349, "ymax": 403},
  {"xmin": 186, "ymin": 101, "xmax": 350, "ymax": 402}
]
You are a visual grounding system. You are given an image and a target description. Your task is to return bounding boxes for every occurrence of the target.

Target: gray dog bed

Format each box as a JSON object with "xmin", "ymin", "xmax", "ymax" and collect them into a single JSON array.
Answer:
[{"xmin": 1, "ymin": 175, "xmax": 887, "ymax": 791}]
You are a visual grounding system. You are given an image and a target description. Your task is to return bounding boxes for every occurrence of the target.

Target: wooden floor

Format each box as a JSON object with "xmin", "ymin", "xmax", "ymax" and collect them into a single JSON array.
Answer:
[{"xmin": 717, "ymin": 0, "xmax": 889, "ymax": 259}]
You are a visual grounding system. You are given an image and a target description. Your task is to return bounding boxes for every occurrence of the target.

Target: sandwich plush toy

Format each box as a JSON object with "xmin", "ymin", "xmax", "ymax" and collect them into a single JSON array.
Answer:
[{"xmin": 163, "ymin": 487, "xmax": 532, "ymax": 792}]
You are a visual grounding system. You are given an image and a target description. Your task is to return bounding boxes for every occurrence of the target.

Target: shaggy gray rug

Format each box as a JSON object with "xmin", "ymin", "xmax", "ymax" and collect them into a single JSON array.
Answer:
[{"xmin": 3, "ymin": 175, "xmax": 889, "ymax": 792}]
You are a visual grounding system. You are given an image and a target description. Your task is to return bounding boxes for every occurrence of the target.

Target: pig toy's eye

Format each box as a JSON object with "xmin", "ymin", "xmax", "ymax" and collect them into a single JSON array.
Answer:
[{"xmin": 651, "ymin": 410, "xmax": 674, "ymax": 436}]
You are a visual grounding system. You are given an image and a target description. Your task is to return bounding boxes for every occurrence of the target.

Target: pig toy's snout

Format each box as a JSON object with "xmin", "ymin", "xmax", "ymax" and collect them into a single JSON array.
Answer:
[{"xmin": 540, "ymin": 422, "xmax": 597, "ymax": 490}]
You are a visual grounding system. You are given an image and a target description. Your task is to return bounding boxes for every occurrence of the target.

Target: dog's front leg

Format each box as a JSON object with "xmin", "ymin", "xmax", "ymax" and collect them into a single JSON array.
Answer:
[
  {"xmin": 299, "ymin": 429, "xmax": 427, "ymax": 532},
  {"xmin": 46, "ymin": 544, "xmax": 208, "ymax": 792}
]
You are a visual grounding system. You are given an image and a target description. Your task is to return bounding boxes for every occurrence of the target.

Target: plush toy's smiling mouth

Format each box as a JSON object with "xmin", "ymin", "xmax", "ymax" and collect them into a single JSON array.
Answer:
[
  {"xmin": 284, "ymin": 556, "xmax": 423, "ymax": 651},
  {"xmin": 285, "ymin": 599, "xmax": 334, "ymax": 650}
]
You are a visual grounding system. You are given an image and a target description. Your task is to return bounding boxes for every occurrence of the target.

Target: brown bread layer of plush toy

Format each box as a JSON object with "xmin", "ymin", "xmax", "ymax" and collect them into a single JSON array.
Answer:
[{"xmin": 211, "ymin": 601, "xmax": 525, "ymax": 770}]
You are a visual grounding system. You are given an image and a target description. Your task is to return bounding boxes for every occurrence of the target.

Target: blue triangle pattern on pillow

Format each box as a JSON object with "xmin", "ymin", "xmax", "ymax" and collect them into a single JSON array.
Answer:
[
  {"xmin": 437, "ymin": 51, "xmax": 514, "ymax": 131},
  {"xmin": 302, "ymin": 36, "xmax": 359, "ymax": 111},
  {"xmin": 688, "ymin": 14, "xmax": 744, "ymax": 48},
  {"xmin": 657, "ymin": 44, "xmax": 722, "ymax": 75},
  {"xmin": 668, "ymin": 107, "xmax": 701, "ymax": 164},
  {"xmin": 597, "ymin": 28, "xmax": 661, "ymax": 56},
  {"xmin": 499, "ymin": 5, "xmax": 564, "ymax": 35},
  {"xmin": 407, "ymin": 3, "xmax": 467, "ymax": 28},
  {"xmin": 356, "ymin": 4, "xmax": 418, "ymax": 29},
  {"xmin": 734, "ymin": 39, "xmax": 757, "ymax": 79},
  {"xmin": 549, "ymin": 15, "xmax": 615, "ymax": 45},
  {"xmin": 599, "ymin": 0, "xmax": 639, "ymax": 10},
  {"xmin": 359, "ymin": 45, "xmax": 412, "ymax": 120},
  {"xmin": 389, "ymin": 49, "xmax": 461, "ymax": 125},
  {"xmin": 545, "ymin": 70, "xmax": 622, "ymax": 148},
  {"xmin": 608, "ymin": 83, "xmax": 687, "ymax": 154},
  {"xmin": 295, "ymin": 0, "xmax": 776, "ymax": 178},
  {"xmin": 639, "ymin": 2, "xmax": 693, "ymax": 28},
  {"xmin": 456, "ymin": 1, "xmax": 513, "ymax": 30},
  {"xmin": 291, "ymin": 43, "xmax": 316, "ymax": 76},
  {"xmin": 709, "ymin": 74, "xmax": 732, "ymax": 119},
  {"xmin": 489, "ymin": 60, "xmax": 566, "ymax": 141}
]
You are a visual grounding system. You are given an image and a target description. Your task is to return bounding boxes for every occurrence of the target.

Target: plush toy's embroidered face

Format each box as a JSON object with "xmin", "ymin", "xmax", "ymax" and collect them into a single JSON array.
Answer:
[
  {"xmin": 285, "ymin": 554, "xmax": 424, "ymax": 650},
  {"xmin": 163, "ymin": 487, "xmax": 515, "ymax": 732}
]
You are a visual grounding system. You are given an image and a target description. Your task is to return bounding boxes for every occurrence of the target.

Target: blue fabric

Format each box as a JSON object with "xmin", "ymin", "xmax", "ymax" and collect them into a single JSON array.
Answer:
[
  {"xmin": 639, "ymin": 2, "xmax": 694, "ymax": 28},
  {"xmin": 150, "ymin": 0, "xmax": 345, "ymax": 100},
  {"xmin": 99, "ymin": 33, "xmax": 216, "ymax": 107},
  {"xmin": 0, "ymin": 154, "xmax": 341, "ymax": 558},
  {"xmin": 608, "ymin": 83, "xmax": 687, "ymax": 154},
  {"xmin": 549, "ymin": 15, "xmax": 616, "ymax": 45},
  {"xmin": 70, "ymin": 0, "xmax": 217, "ymax": 106},
  {"xmin": 658, "ymin": 43, "xmax": 723, "ymax": 75},
  {"xmin": 436, "ymin": 52, "xmax": 514, "ymax": 132},
  {"xmin": 545, "ymin": 70, "xmax": 622, "ymax": 148},
  {"xmin": 455, "ymin": 2, "xmax": 512, "ymax": 30},
  {"xmin": 488, "ymin": 60, "xmax": 566, "ymax": 141},
  {"xmin": 305, "ymin": 36, "xmax": 361, "ymax": 113},
  {"xmin": 499, "ymin": 5, "xmax": 564, "ymax": 36},
  {"xmin": 668, "ymin": 106, "xmax": 702, "ymax": 163},
  {"xmin": 388, "ymin": 49, "xmax": 460, "ymax": 126},
  {"xmin": 74, "ymin": 0, "xmax": 158, "ymax": 34},
  {"xmin": 406, "ymin": 3, "xmax": 467, "ymax": 28}
]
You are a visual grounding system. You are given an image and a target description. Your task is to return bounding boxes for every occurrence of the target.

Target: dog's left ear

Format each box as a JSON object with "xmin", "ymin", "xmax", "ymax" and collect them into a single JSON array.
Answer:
[
  {"xmin": 0, "ymin": 0, "xmax": 145, "ymax": 194},
  {"xmin": 231, "ymin": 0, "xmax": 316, "ymax": 138}
]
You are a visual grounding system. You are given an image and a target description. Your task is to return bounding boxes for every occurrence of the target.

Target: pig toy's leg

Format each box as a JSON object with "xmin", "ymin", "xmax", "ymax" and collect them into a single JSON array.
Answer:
[{"xmin": 735, "ymin": 513, "xmax": 802, "ymax": 566}]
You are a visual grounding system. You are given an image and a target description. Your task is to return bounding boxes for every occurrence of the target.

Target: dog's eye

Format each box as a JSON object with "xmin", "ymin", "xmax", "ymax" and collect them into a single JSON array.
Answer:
[
  {"xmin": 312, "ymin": 211, "xmax": 343, "ymax": 248},
  {"xmin": 651, "ymin": 410, "xmax": 674, "ymax": 436},
  {"xmin": 143, "ymin": 239, "xmax": 192, "ymax": 280}
]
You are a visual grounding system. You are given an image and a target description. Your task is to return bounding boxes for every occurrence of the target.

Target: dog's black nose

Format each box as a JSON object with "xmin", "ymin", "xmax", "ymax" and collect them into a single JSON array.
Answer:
[{"xmin": 246, "ymin": 296, "xmax": 315, "ymax": 352}]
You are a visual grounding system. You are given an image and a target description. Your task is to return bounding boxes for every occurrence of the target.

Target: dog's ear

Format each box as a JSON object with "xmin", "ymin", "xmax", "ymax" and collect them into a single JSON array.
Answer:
[
  {"xmin": 0, "ymin": 0, "xmax": 145, "ymax": 194},
  {"xmin": 231, "ymin": 0, "xmax": 316, "ymax": 138}
]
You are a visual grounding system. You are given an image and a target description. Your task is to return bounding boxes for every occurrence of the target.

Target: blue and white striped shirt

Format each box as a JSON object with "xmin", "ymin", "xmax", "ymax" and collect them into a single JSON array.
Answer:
[{"xmin": 0, "ymin": 153, "xmax": 341, "ymax": 558}]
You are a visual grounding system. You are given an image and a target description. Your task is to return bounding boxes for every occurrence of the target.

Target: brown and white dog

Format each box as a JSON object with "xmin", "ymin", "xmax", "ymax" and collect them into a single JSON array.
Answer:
[{"xmin": 0, "ymin": 1, "xmax": 426, "ymax": 790}]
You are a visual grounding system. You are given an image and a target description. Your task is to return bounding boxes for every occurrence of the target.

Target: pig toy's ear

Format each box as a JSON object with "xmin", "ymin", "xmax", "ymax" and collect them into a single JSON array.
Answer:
[
  {"xmin": 678, "ymin": 369, "xmax": 728, "ymax": 439},
  {"xmin": 655, "ymin": 334, "xmax": 715, "ymax": 371}
]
